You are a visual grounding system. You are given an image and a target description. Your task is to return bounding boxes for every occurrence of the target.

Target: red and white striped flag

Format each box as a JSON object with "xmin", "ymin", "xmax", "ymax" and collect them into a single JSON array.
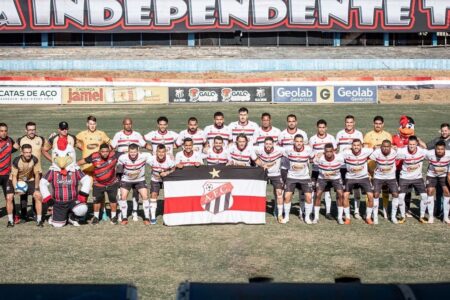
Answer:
[{"xmin": 163, "ymin": 166, "xmax": 267, "ymax": 226}]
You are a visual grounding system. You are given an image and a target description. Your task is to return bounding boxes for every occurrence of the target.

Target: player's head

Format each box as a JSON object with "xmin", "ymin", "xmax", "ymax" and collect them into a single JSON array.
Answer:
[
  {"xmin": 407, "ymin": 135, "xmax": 418, "ymax": 152},
  {"xmin": 261, "ymin": 113, "xmax": 271, "ymax": 129},
  {"xmin": 187, "ymin": 117, "xmax": 198, "ymax": 132},
  {"xmin": 324, "ymin": 143, "xmax": 335, "ymax": 159},
  {"xmin": 286, "ymin": 114, "xmax": 297, "ymax": 130},
  {"xmin": 99, "ymin": 143, "xmax": 111, "ymax": 159},
  {"xmin": 264, "ymin": 136, "xmax": 274, "ymax": 152},
  {"xmin": 351, "ymin": 139, "xmax": 362, "ymax": 154},
  {"xmin": 373, "ymin": 116, "xmax": 384, "ymax": 132},
  {"xmin": 183, "ymin": 138, "xmax": 193, "ymax": 153},
  {"xmin": 128, "ymin": 143, "xmax": 139, "ymax": 159},
  {"xmin": 434, "ymin": 140, "xmax": 446, "ymax": 158},
  {"xmin": 293, "ymin": 134, "xmax": 304, "ymax": 149},
  {"xmin": 213, "ymin": 111, "xmax": 225, "ymax": 128},
  {"xmin": 58, "ymin": 121, "xmax": 69, "ymax": 136},
  {"xmin": 236, "ymin": 133, "xmax": 248, "ymax": 149},
  {"xmin": 157, "ymin": 116, "xmax": 169, "ymax": 132},
  {"xmin": 238, "ymin": 107, "xmax": 249, "ymax": 124},
  {"xmin": 25, "ymin": 122, "xmax": 37, "ymax": 138},
  {"xmin": 86, "ymin": 115, "xmax": 97, "ymax": 132},
  {"xmin": 213, "ymin": 136, "xmax": 224, "ymax": 151},
  {"xmin": 316, "ymin": 119, "xmax": 327, "ymax": 136},
  {"xmin": 440, "ymin": 123, "xmax": 449, "ymax": 139},
  {"xmin": 21, "ymin": 144, "xmax": 33, "ymax": 161},
  {"xmin": 122, "ymin": 118, "xmax": 133, "ymax": 132},
  {"xmin": 345, "ymin": 115, "xmax": 355, "ymax": 131},
  {"xmin": 156, "ymin": 144, "xmax": 166, "ymax": 160},
  {"xmin": 381, "ymin": 139, "xmax": 392, "ymax": 156},
  {"xmin": 0, "ymin": 123, "xmax": 7, "ymax": 139}
]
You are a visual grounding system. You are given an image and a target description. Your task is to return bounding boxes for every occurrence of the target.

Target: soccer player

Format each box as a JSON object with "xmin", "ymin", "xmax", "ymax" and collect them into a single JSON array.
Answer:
[
  {"xmin": 425, "ymin": 141, "xmax": 450, "ymax": 224},
  {"xmin": 117, "ymin": 143, "xmax": 153, "ymax": 225},
  {"xmin": 227, "ymin": 134, "xmax": 257, "ymax": 166},
  {"xmin": 397, "ymin": 136, "xmax": 430, "ymax": 223},
  {"xmin": 149, "ymin": 144, "xmax": 176, "ymax": 224},
  {"xmin": 282, "ymin": 134, "xmax": 315, "ymax": 224},
  {"xmin": 203, "ymin": 111, "xmax": 232, "ymax": 148},
  {"xmin": 175, "ymin": 138, "xmax": 204, "ymax": 168},
  {"xmin": 77, "ymin": 143, "xmax": 120, "ymax": 225},
  {"xmin": 205, "ymin": 136, "xmax": 229, "ymax": 165},
  {"xmin": 254, "ymin": 136, "xmax": 285, "ymax": 222},
  {"xmin": 336, "ymin": 115, "xmax": 364, "ymax": 219},
  {"xmin": 313, "ymin": 143, "xmax": 345, "ymax": 224},
  {"xmin": 369, "ymin": 140, "xmax": 399, "ymax": 224},
  {"xmin": 145, "ymin": 116, "xmax": 179, "ymax": 158},
  {"xmin": 364, "ymin": 116, "xmax": 392, "ymax": 219},
  {"xmin": 42, "ymin": 121, "xmax": 77, "ymax": 162},
  {"xmin": 176, "ymin": 117, "xmax": 207, "ymax": 153},
  {"xmin": 0, "ymin": 123, "xmax": 18, "ymax": 226},
  {"xmin": 254, "ymin": 113, "xmax": 281, "ymax": 147},
  {"xmin": 14, "ymin": 121, "xmax": 48, "ymax": 221},
  {"xmin": 342, "ymin": 139, "xmax": 374, "ymax": 225},
  {"xmin": 228, "ymin": 107, "xmax": 259, "ymax": 144},
  {"xmin": 112, "ymin": 117, "xmax": 150, "ymax": 221},
  {"xmin": 9, "ymin": 144, "xmax": 43, "ymax": 227},
  {"xmin": 309, "ymin": 119, "xmax": 337, "ymax": 220}
]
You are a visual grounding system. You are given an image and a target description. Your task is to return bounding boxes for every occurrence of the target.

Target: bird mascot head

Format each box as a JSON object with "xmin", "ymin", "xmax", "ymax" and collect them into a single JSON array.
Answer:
[
  {"xmin": 50, "ymin": 136, "xmax": 78, "ymax": 175},
  {"xmin": 398, "ymin": 115, "xmax": 415, "ymax": 138}
]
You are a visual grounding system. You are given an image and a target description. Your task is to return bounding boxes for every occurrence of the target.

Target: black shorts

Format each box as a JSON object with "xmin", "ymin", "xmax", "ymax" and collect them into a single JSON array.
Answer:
[
  {"xmin": 280, "ymin": 168, "xmax": 288, "ymax": 185},
  {"xmin": 285, "ymin": 178, "xmax": 313, "ymax": 193},
  {"xmin": 399, "ymin": 178, "xmax": 426, "ymax": 194},
  {"xmin": 0, "ymin": 175, "xmax": 13, "ymax": 197},
  {"xmin": 317, "ymin": 178, "xmax": 344, "ymax": 192},
  {"xmin": 150, "ymin": 181, "xmax": 164, "ymax": 194},
  {"xmin": 92, "ymin": 182, "xmax": 119, "ymax": 204},
  {"xmin": 120, "ymin": 181, "xmax": 147, "ymax": 191},
  {"xmin": 52, "ymin": 200, "xmax": 81, "ymax": 225},
  {"xmin": 268, "ymin": 176, "xmax": 284, "ymax": 190},
  {"xmin": 340, "ymin": 168, "xmax": 347, "ymax": 182},
  {"xmin": 345, "ymin": 178, "xmax": 373, "ymax": 193},
  {"xmin": 426, "ymin": 176, "xmax": 448, "ymax": 189},
  {"xmin": 373, "ymin": 178, "xmax": 399, "ymax": 194}
]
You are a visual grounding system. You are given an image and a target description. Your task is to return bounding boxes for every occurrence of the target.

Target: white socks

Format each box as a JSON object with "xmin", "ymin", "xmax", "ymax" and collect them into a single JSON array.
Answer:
[
  {"xmin": 37, "ymin": 215, "xmax": 42, "ymax": 222},
  {"xmin": 284, "ymin": 202, "xmax": 291, "ymax": 221},
  {"xmin": 366, "ymin": 207, "xmax": 373, "ymax": 219},
  {"xmin": 444, "ymin": 197, "xmax": 450, "ymax": 222},
  {"xmin": 373, "ymin": 198, "xmax": 379, "ymax": 221},
  {"xmin": 111, "ymin": 211, "xmax": 117, "ymax": 219},
  {"xmin": 119, "ymin": 200, "xmax": 128, "ymax": 219},
  {"xmin": 338, "ymin": 206, "xmax": 343, "ymax": 220},
  {"xmin": 344, "ymin": 207, "xmax": 350, "ymax": 219},
  {"xmin": 419, "ymin": 193, "xmax": 428, "ymax": 218},
  {"xmin": 314, "ymin": 206, "xmax": 320, "ymax": 221},
  {"xmin": 94, "ymin": 211, "xmax": 100, "ymax": 219},
  {"xmin": 132, "ymin": 197, "xmax": 138, "ymax": 212},
  {"xmin": 391, "ymin": 197, "xmax": 399, "ymax": 221},
  {"xmin": 150, "ymin": 199, "xmax": 157, "ymax": 220},
  {"xmin": 354, "ymin": 199, "xmax": 359, "ymax": 215},
  {"xmin": 325, "ymin": 192, "xmax": 331, "ymax": 214},
  {"xmin": 8, "ymin": 214, "xmax": 13, "ymax": 223},
  {"xmin": 143, "ymin": 200, "xmax": 150, "ymax": 219},
  {"xmin": 427, "ymin": 196, "xmax": 434, "ymax": 220},
  {"xmin": 277, "ymin": 204, "xmax": 283, "ymax": 217},
  {"xmin": 305, "ymin": 202, "xmax": 313, "ymax": 221}
]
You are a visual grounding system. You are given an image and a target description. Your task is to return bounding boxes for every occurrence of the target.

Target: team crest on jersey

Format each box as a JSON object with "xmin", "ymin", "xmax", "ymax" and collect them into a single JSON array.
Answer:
[{"xmin": 200, "ymin": 182, "xmax": 234, "ymax": 214}]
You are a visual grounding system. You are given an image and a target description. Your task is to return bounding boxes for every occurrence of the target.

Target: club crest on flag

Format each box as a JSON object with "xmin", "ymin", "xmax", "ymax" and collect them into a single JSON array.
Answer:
[{"xmin": 201, "ymin": 182, "xmax": 234, "ymax": 214}]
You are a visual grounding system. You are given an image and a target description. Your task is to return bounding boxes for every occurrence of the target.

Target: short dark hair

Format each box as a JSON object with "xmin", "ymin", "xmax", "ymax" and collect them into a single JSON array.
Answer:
[
  {"xmin": 87, "ymin": 116, "xmax": 97, "ymax": 122},
  {"xmin": 261, "ymin": 112, "xmax": 271, "ymax": 119},
  {"xmin": 0, "ymin": 123, "xmax": 7, "ymax": 128},
  {"xmin": 352, "ymin": 139, "xmax": 362, "ymax": 144},
  {"xmin": 214, "ymin": 111, "xmax": 224, "ymax": 118},
  {"xmin": 188, "ymin": 117, "xmax": 198, "ymax": 123},
  {"xmin": 99, "ymin": 143, "xmax": 109, "ymax": 150},
  {"xmin": 441, "ymin": 123, "xmax": 449, "ymax": 130},
  {"xmin": 324, "ymin": 143, "xmax": 334, "ymax": 150},
  {"xmin": 373, "ymin": 116, "xmax": 384, "ymax": 123},
  {"xmin": 264, "ymin": 136, "xmax": 274, "ymax": 143},
  {"xmin": 157, "ymin": 116, "xmax": 168, "ymax": 124},
  {"xmin": 317, "ymin": 119, "xmax": 327, "ymax": 127},
  {"xmin": 213, "ymin": 136, "xmax": 223, "ymax": 142},
  {"xmin": 236, "ymin": 133, "xmax": 248, "ymax": 142},
  {"xmin": 157, "ymin": 144, "xmax": 166, "ymax": 150},
  {"xmin": 345, "ymin": 115, "xmax": 355, "ymax": 121},
  {"xmin": 294, "ymin": 134, "xmax": 304, "ymax": 140},
  {"xmin": 25, "ymin": 122, "xmax": 36, "ymax": 128},
  {"xmin": 21, "ymin": 144, "xmax": 32, "ymax": 151},
  {"xmin": 238, "ymin": 107, "xmax": 248, "ymax": 114},
  {"xmin": 435, "ymin": 140, "xmax": 446, "ymax": 148},
  {"xmin": 128, "ymin": 143, "xmax": 139, "ymax": 150},
  {"xmin": 287, "ymin": 114, "xmax": 297, "ymax": 121},
  {"xmin": 408, "ymin": 135, "xmax": 418, "ymax": 142},
  {"xmin": 183, "ymin": 137, "xmax": 193, "ymax": 144},
  {"xmin": 382, "ymin": 139, "xmax": 392, "ymax": 145}
]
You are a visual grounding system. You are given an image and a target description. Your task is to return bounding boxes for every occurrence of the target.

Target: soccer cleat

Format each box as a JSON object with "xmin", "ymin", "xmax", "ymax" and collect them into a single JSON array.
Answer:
[
  {"xmin": 304, "ymin": 217, "xmax": 312, "ymax": 225},
  {"xmin": 150, "ymin": 218, "xmax": 157, "ymax": 225},
  {"xmin": 444, "ymin": 218, "xmax": 450, "ymax": 224},
  {"xmin": 344, "ymin": 218, "xmax": 351, "ymax": 225},
  {"xmin": 365, "ymin": 217, "xmax": 373, "ymax": 225},
  {"xmin": 91, "ymin": 217, "xmax": 100, "ymax": 225},
  {"xmin": 277, "ymin": 215, "xmax": 284, "ymax": 224},
  {"xmin": 68, "ymin": 217, "xmax": 80, "ymax": 227},
  {"xmin": 406, "ymin": 210, "xmax": 413, "ymax": 218},
  {"xmin": 312, "ymin": 218, "xmax": 319, "ymax": 224},
  {"xmin": 120, "ymin": 218, "xmax": 128, "ymax": 225},
  {"xmin": 428, "ymin": 217, "xmax": 434, "ymax": 224},
  {"xmin": 284, "ymin": 217, "xmax": 290, "ymax": 224},
  {"xmin": 143, "ymin": 218, "xmax": 151, "ymax": 225},
  {"xmin": 373, "ymin": 217, "xmax": 379, "ymax": 225},
  {"xmin": 338, "ymin": 218, "xmax": 344, "ymax": 225},
  {"xmin": 398, "ymin": 217, "xmax": 406, "ymax": 224},
  {"xmin": 354, "ymin": 212, "xmax": 362, "ymax": 220},
  {"xmin": 391, "ymin": 217, "xmax": 398, "ymax": 224},
  {"xmin": 36, "ymin": 221, "xmax": 44, "ymax": 227},
  {"xmin": 132, "ymin": 211, "xmax": 138, "ymax": 222},
  {"xmin": 102, "ymin": 211, "xmax": 109, "ymax": 222},
  {"xmin": 14, "ymin": 215, "xmax": 21, "ymax": 225},
  {"xmin": 419, "ymin": 217, "xmax": 427, "ymax": 224},
  {"xmin": 48, "ymin": 216, "xmax": 53, "ymax": 226},
  {"xmin": 110, "ymin": 216, "xmax": 118, "ymax": 225},
  {"xmin": 6, "ymin": 221, "xmax": 14, "ymax": 228},
  {"xmin": 325, "ymin": 213, "xmax": 333, "ymax": 220}
]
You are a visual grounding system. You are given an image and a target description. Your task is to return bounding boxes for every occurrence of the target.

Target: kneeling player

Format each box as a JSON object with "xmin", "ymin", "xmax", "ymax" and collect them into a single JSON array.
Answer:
[
  {"xmin": 425, "ymin": 141, "xmax": 450, "ymax": 224},
  {"xmin": 342, "ymin": 139, "xmax": 374, "ymax": 224},
  {"xmin": 314, "ymin": 143, "xmax": 345, "ymax": 224},
  {"xmin": 149, "ymin": 144, "xmax": 175, "ymax": 224}
]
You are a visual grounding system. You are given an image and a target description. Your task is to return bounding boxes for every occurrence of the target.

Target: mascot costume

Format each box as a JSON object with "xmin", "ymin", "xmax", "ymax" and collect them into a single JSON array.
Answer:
[{"xmin": 39, "ymin": 137, "xmax": 91, "ymax": 227}]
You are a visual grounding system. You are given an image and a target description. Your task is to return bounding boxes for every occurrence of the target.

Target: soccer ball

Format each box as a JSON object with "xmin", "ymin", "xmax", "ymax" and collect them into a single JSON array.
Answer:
[{"xmin": 15, "ymin": 181, "xmax": 28, "ymax": 194}]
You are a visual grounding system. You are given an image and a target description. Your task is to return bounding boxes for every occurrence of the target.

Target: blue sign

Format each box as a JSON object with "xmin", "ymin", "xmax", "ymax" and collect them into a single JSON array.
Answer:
[
  {"xmin": 273, "ymin": 86, "xmax": 316, "ymax": 103},
  {"xmin": 334, "ymin": 86, "xmax": 377, "ymax": 103}
]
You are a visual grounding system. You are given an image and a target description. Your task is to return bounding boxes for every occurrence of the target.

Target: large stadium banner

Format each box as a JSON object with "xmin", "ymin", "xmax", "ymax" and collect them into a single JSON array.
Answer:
[
  {"xmin": 0, "ymin": 86, "xmax": 61, "ymax": 104},
  {"xmin": 169, "ymin": 87, "xmax": 271, "ymax": 103},
  {"xmin": 1, "ymin": 0, "xmax": 448, "ymax": 33},
  {"xmin": 163, "ymin": 166, "xmax": 267, "ymax": 226}
]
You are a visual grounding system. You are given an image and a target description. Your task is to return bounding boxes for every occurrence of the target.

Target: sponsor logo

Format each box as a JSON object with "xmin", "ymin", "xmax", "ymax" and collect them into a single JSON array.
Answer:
[
  {"xmin": 221, "ymin": 88, "xmax": 251, "ymax": 102},
  {"xmin": 188, "ymin": 88, "xmax": 218, "ymax": 103},
  {"xmin": 334, "ymin": 86, "xmax": 377, "ymax": 103},
  {"xmin": 274, "ymin": 86, "xmax": 316, "ymax": 103},
  {"xmin": 65, "ymin": 87, "xmax": 105, "ymax": 104},
  {"xmin": 201, "ymin": 182, "xmax": 234, "ymax": 214},
  {"xmin": 317, "ymin": 86, "xmax": 334, "ymax": 103}
]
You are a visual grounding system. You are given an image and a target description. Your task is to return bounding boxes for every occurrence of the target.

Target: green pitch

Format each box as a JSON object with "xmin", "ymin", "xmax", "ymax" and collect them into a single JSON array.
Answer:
[{"xmin": 0, "ymin": 104, "xmax": 449, "ymax": 299}]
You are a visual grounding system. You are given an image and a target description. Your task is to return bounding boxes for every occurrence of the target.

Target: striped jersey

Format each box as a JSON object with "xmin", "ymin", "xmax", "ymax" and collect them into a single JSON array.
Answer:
[
  {"xmin": 175, "ymin": 151, "xmax": 204, "ymax": 167},
  {"xmin": 117, "ymin": 152, "xmax": 153, "ymax": 183},
  {"xmin": 369, "ymin": 149, "xmax": 398, "ymax": 180},
  {"xmin": 309, "ymin": 133, "xmax": 337, "ymax": 172},
  {"xmin": 342, "ymin": 148, "xmax": 373, "ymax": 179},
  {"xmin": 0, "ymin": 137, "xmax": 15, "ymax": 176},
  {"xmin": 111, "ymin": 130, "xmax": 147, "ymax": 153},
  {"xmin": 84, "ymin": 151, "xmax": 119, "ymax": 187},
  {"xmin": 203, "ymin": 124, "xmax": 232, "ymax": 148},
  {"xmin": 397, "ymin": 147, "xmax": 428, "ymax": 180},
  {"xmin": 176, "ymin": 129, "xmax": 206, "ymax": 152},
  {"xmin": 228, "ymin": 121, "xmax": 259, "ymax": 143},
  {"xmin": 144, "ymin": 130, "xmax": 178, "ymax": 156},
  {"xmin": 205, "ymin": 147, "xmax": 229, "ymax": 166},
  {"xmin": 254, "ymin": 145, "xmax": 285, "ymax": 177},
  {"xmin": 315, "ymin": 154, "xmax": 344, "ymax": 180},
  {"xmin": 254, "ymin": 126, "xmax": 281, "ymax": 146},
  {"xmin": 278, "ymin": 128, "xmax": 309, "ymax": 170},
  {"xmin": 43, "ymin": 169, "xmax": 86, "ymax": 202},
  {"xmin": 284, "ymin": 145, "xmax": 314, "ymax": 180},
  {"xmin": 426, "ymin": 150, "xmax": 450, "ymax": 178},
  {"xmin": 227, "ymin": 144, "xmax": 257, "ymax": 166},
  {"xmin": 150, "ymin": 155, "xmax": 175, "ymax": 182},
  {"xmin": 336, "ymin": 129, "xmax": 364, "ymax": 153}
]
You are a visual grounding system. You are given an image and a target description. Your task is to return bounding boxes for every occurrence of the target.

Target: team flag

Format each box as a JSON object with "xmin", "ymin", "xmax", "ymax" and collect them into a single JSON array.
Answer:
[{"xmin": 163, "ymin": 166, "xmax": 267, "ymax": 226}]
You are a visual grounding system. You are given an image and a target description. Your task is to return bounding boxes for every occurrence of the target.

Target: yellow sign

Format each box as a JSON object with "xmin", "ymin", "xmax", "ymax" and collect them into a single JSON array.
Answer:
[{"xmin": 109, "ymin": 87, "xmax": 168, "ymax": 104}]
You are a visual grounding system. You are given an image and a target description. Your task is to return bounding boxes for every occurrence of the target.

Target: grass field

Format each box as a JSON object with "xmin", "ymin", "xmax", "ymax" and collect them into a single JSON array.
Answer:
[{"xmin": 0, "ymin": 103, "xmax": 449, "ymax": 299}]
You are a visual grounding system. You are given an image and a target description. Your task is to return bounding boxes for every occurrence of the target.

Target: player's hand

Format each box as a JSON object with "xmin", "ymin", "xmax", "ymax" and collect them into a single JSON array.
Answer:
[
  {"xmin": 160, "ymin": 171, "xmax": 167, "ymax": 177},
  {"xmin": 194, "ymin": 162, "xmax": 201, "ymax": 167}
]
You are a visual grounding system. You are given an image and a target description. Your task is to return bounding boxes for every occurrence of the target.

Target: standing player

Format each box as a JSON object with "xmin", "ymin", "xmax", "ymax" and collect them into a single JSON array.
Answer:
[
  {"xmin": 282, "ymin": 134, "xmax": 315, "ymax": 224},
  {"xmin": 342, "ymin": 139, "xmax": 374, "ymax": 225},
  {"xmin": 254, "ymin": 113, "xmax": 281, "ymax": 147},
  {"xmin": 336, "ymin": 115, "xmax": 364, "ymax": 219},
  {"xmin": 77, "ymin": 143, "xmax": 120, "ymax": 225},
  {"xmin": 254, "ymin": 137, "xmax": 285, "ymax": 222},
  {"xmin": 149, "ymin": 144, "xmax": 176, "ymax": 224},
  {"xmin": 145, "ymin": 116, "xmax": 179, "ymax": 158},
  {"xmin": 0, "ymin": 123, "xmax": 18, "ymax": 226},
  {"xmin": 42, "ymin": 121, "xmax": 77, "ymax": 162},
  {"xmin": 175, "ymin": 138, "xmax": 204, "ymax": 168},
  {"xmin": 117, "ymin": 144, "xmax": 153, "ymax": 225},
  {"xmin": 203, "ymin": 112, "xmax": 232, "ymax": 149},
  {"xmin": 313, "ymin": 143, "xmax": 345, "ymax": 224},
  {"xmin": 369, "ymin": 140, "xmax": 399, "ymax": 224},
  {"xmin": 176, "ymin": 117, "xmax": 206, "ymax": 153},
  {"xmin": 228, "ymin": 107, "xmax": 259, "ymax": 144},
  {"xmin": 425, "ymin": 141, "xmax": 450, "ymax": 223},
  {"xmin": 205, "ymin": 136, "xmax": 229, "ymax": 165},
  {"xmin": 309, "ymin": 119, "xmax": 337, "ymax": 220},
  {"xmin": 227, "ymin": 134, "xmax": 257, "ymax": 167},
  {"xmin": 397, "ymin": 136, "xmax": 430, "ymax": 223}
]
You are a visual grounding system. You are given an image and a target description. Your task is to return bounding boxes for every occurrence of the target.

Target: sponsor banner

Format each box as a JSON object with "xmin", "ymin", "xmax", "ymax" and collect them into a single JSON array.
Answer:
[
  {"xmin": 62, "ymin": 87, "xmax": 106, "ymax": 105},
  {"xmin": 0, "ymin": 87, "xmax": 61, "ymax": 104},
  {"xmin": 316, "ymin": 86, "xmax": 334, "ymax": 104},
  {"xmin": 107, "ymin": 87, "xmax": 168, "ymax": 104},
  {"xmin": 163, "ymin": 166, "xmax": 267, "ymax": 226},
  {"xmin": 334, "ymin": 86, "xmax": 378, "ymax": 103},
  {"xmin": 273, "ymin": 86, "xmax": 316, "ymax": 103},
  {"xmin": 169, "ymin": 87, "xmax": 271, "ymax": 103},
  {"xmin": 0, "ymin": 1, "xmax": 448, "ymax": 33}
]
